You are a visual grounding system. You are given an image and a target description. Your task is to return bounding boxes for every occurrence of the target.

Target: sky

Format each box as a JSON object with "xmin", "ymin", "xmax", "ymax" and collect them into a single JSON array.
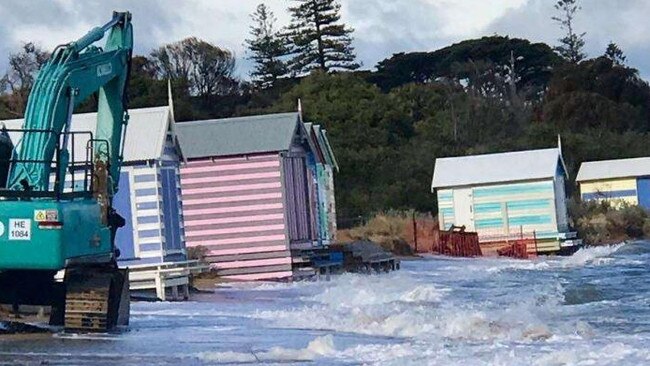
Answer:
[{"xmin": 0, "ymin": 0, "xmax": 648, "ymax": 80}]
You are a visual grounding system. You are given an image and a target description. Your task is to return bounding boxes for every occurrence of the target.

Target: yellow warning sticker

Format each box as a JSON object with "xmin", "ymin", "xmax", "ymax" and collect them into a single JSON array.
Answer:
[{"xmin": 34, "ymin": 210, "xmax": 46, "ymax": 222}]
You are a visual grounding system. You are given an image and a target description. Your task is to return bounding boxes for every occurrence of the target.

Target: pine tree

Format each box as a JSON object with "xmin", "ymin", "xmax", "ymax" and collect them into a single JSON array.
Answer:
[
  {"xmin": 287, "ymin": 0, "xmax": 359, "ymax": 74},
  {"xmin": 605, "ymin": 42, "xmax": 626, "ymax": 66},
  {"xmin": 245, "ymin": 4, "xmax": 289, "ymax": 88},
  {"xmin": 552, "ymin": 0, "xmax": 586, "ymax": 63}
]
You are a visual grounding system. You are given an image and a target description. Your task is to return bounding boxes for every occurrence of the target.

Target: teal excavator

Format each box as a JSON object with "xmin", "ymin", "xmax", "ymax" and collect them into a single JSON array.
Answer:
[{"xmin": 0, "ymin": 11, "xmax": 133, "ymax": 332}]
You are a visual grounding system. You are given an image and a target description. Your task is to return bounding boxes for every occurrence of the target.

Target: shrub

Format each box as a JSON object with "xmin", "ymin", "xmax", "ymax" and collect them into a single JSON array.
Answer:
[
  {"xmin": 570, "ymin": 199, "xmax": 649, "ymax": 245},
  {"xmin": 644, "ymin": 219, "xmax": 650, "ymax": 238}
]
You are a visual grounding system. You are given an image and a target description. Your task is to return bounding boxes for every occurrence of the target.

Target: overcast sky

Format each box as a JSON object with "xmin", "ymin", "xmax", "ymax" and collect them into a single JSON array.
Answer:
[{"xmin": 0, "ymin": 0, "xmax": 648, "ymax": 79}]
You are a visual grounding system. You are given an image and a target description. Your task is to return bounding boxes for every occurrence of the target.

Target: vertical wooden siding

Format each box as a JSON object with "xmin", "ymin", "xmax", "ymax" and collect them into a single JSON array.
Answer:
[
  {"xmin": 638, "ymin": 178, "xmax": 650, "ymax": 209},
  {"xmin": 316, "ymin": 164, "xmax": 330, "ymax": 243},
  {"xmin": 282, "ymin": 156, "xmax": 313, "ymax": 249},
  {"xmin": 160, "ymin": 166, "xmax": 186, "ymax": 261},
  {"xmin": 554, "ymin": 171, "xmax": 569, "ymax": 232},
  {"xmin": 325, "ymin": 165, "xmax": 337, "ymax": 241},
  {"xmin": 181, "ymin": 153, "xmax": 292, "ymax": 280},
  {"xmin": 159, "ymin": 133, "xmax": 187, "ymax": 262},
  {"xmin": 307, "ymin": 163, "xmax": 320, "ymax": 243}
]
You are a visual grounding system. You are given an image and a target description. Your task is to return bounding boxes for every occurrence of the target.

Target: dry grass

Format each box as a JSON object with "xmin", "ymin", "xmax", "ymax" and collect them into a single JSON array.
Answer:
[{"xmin": 339, "ymin": 211, "xmax": 416, "ymax": 256}]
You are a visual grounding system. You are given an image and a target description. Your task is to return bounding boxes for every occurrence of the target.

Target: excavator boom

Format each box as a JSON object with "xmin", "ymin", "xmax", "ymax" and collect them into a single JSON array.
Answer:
[{"xmin": 9, "ymin": 11, "xmax": 132, "ymax": 196}]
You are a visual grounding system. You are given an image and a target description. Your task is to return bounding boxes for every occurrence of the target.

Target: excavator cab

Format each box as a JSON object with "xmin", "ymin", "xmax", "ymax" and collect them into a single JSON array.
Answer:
[{"xmin": 0, "ymin": 125, "xmax": 12, "ymax": 188}]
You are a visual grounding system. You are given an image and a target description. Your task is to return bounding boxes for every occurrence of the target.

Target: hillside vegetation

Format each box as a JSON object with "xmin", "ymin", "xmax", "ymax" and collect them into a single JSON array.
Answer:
[{"xmin": 1, "ymin": 35, "xmax": 649, "ymax": 232}]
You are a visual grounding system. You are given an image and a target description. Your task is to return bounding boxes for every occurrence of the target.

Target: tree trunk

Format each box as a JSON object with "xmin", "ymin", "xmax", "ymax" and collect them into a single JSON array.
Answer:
[{"xmin": 313, "ymin": 4, "xmax": 326, "ymax": 71}]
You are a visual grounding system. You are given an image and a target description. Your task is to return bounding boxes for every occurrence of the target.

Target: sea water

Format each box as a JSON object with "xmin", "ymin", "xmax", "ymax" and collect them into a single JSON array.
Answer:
[{"xmin": 1, "ymin": 241, "xmax": 650, "ymax": 365}]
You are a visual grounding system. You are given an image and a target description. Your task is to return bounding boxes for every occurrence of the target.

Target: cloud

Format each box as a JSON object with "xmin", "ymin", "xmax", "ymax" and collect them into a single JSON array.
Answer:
[
  {"xmin": 2, "ymin": 0, "xmax": 174, "ymax": 56},
  {"xmin": 344, "ymin": 0, "xmax": 528, "ymax": 70},
  {"xmin": 0, "ymin": 0, "xmax": 647, "ymax": 79}
]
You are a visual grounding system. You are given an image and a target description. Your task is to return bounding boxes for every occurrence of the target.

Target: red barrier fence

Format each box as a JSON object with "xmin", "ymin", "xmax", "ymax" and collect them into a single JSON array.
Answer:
[
  {"xmin": 497, "ymin": 240, "xmax": 529, "ymax": 259},
  {"xmin": 404, "ymin": 216, "xmax": 538, "ymax": 260},
  {"xmin": 432, "ymin": 226, "xmax": 482, "ymax": 257},
  {"xmin": 404, "ymin": 215, "xmax": 439, "ymax": 253},
  {"xmin": 404, "ymin": 217, "xmax": 481, "ymax": 257},
  {"xmin": 491, "ymin": 233, "xmax": 538, "ymax": 259}
]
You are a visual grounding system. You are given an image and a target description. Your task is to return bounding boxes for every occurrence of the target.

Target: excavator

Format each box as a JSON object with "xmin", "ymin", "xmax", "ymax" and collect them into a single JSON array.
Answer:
[{"xmin": 0, "ymin": 11, "xmax": 133, "ymax": 332}]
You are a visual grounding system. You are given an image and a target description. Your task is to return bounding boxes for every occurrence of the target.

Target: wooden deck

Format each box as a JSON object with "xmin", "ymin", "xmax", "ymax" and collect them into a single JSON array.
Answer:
[{"xmin": 125, "ymin": 260, "xmax": 209, "ymax": 301}]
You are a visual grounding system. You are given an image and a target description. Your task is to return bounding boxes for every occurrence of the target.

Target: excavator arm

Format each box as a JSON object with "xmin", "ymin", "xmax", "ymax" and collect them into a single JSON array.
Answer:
[{"xmin": 9, "ymin": 11, "xmax": 133, "ymax": 197}]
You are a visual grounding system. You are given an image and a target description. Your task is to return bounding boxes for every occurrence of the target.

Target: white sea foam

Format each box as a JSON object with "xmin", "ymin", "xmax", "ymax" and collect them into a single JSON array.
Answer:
[
  {"xmin": 252, "ymin": 272, "xmax": 569, "ymax": 345},
  {"xmin": 460, "ymin": 243, "xmax": 627, "ymax": 276},
  {"xmin": 309, "ymin": 273, "xmax": 450, "ymax": 307},
  {"xmin": 337, "ymin": 342, "xmax": 416, "ymax": 365},
  {"xmin": 205, "ymin": 256, "xmax": 610, "ymax": 362},
  {"xmin": 197, "ymin": 350, "xmax": 259, "ymax": 363},
  {"xmin": 559, "ymin": 243, "xmax": 624, "ymax": 268},
  {"xmin": 532, "ymin": 341, "xmax": 646, "ymax": 366},
  {"xmin": 137, "ymin": 242, "xmax": 650, "ymax": 365},
  {"xmin": 198, "ymin": 335, "xmax": 337, "ymax": 363}
]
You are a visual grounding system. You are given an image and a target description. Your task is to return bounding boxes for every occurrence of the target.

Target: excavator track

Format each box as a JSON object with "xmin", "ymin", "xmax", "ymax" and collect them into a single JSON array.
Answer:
[{"xmin": 64, "ymin": 267, "xmax": 129, "ymax": 332}]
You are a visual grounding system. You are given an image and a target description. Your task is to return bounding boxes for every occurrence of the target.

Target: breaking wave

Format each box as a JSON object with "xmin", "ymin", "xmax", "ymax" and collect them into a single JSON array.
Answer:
[
  {"xmin": 155, "ymin": 240, "xmax": 650, "ymax": 365},
  {"xmin": 251, "ymin": 269, "xmax": 569, "ymax": 344},
  {"xmin": 198, "ymin": 334, "xmax": 337, "ymax": 363},
  {"xmin": 559, "ymin": 243, "xmax": 625, "ymax": 268}
]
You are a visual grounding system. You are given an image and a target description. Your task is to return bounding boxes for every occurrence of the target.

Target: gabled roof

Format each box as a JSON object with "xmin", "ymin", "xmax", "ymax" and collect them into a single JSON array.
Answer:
[
  {"xmin": 303, "ymin": 123, "xmax": 339, "ymax": 170},
  {"xmin": 431, "ymin": 148, "xmax": 566, "ymax": 190},
  {"xmin": 176, "ymin": 112, "xmax": 300, "ymax": 159},
  {"xmin": 1, "ymin": 106, "xmax": 174, "ymax": 163},
  {"xmin": 304, "ymin": 122, "xmax": 327, "ymax": 164},
  {"xmin": 576, "ymin": 157, "xmax": 650, "ymax": 182},
  {"xmin": 314, "ymin": 125, "xmax": 339, "ymax": 171},
  {"xmin": 321, "ymin": 130, "xmax": 339, "ymax": 172},
  {"xmin": 312, "ymin": 125, "xmax": 330, "ymax": 166}
]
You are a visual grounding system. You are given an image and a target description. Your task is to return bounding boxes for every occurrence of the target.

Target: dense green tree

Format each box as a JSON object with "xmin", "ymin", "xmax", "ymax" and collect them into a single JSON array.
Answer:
[
  {"xmin": 372, "ymin": 36, "xmax": 562, "ymax": 99},
  {"xmin": 286, "ymin": 0, "xmax": 359, "ymax": 73},
  {"xmin": 0, "ymin": 43, "xmax": 49, "ymax": 117},
  {"xmin": 150, "ymin": 37, "xmax": 238, "ymax": 98},
  {"xmin": 128, "ymin": 56, "xmax": 167, "ymax": 108},
  {"xmin": 552, "ymin": 0, "xmax": 586, "ymax": 63},
  {"xmin": 245, "ymin": 4, "xmax": 290, "ymax": 89},
  {"xmin": 605, "ymin": 42, "xmax": 627, "ymax": 66},
  {"xmin": 543, "ymin": 57, "xmax": 650, "ymax": 132}
]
